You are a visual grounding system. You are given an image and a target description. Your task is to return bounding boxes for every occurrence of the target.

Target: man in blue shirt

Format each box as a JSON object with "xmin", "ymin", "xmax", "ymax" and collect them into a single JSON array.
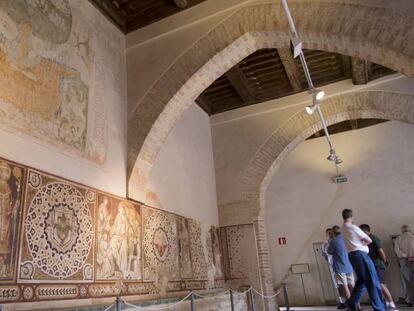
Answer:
[{"xmin": 328, "ymin": 225, "xmax": 355, "ymax": 309}]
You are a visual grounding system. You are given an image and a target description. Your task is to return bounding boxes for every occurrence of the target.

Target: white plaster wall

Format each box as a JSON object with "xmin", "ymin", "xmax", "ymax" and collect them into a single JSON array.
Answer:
[
  {"xmin": 265, "ymin": 121, "xmax": 414, "ymax": 305},
  {"xmin": 147, "ymin": 104, "xmax": 219, "ymax": 225},
  {"xmin": 0, "ymin": 1, "xmax": 127, "ymax": 197}
]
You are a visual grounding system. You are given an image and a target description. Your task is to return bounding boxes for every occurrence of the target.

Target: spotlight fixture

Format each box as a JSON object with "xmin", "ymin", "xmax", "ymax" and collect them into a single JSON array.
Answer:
[
  {"xmin": 281, "ymin": 0, "xmax": 346, "ymax": 182},
  {"xmin": 327, "ymin": 149, "xmax": 337, "ymax": 162},
  {"xmin": 308, "ymin": 88, "xmax": 325, "ymax": 101},
  {"xmin": 305, "ymin": 104, "xmax": 317, "ymax": 115},
  {"xmin": 305, "ymin": 98, "xmax": 321, "ymax": 115},
  {"xmin": 327, "ymin": 149, "xmax": 343, "ymax": 165}
]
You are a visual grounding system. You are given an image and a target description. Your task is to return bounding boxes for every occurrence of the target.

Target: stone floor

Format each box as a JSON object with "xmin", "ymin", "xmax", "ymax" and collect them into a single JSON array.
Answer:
[{"xmin": 280, "ymin": 307, "xmax": 414, "ymax": 311}]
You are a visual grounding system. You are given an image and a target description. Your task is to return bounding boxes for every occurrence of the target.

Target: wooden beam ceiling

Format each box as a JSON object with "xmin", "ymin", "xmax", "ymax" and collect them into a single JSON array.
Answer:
[
  {"xmin": 277, "ymin": 48, "xmax": 303, "ymax": 91},
  {"xmin": 89, "ymin": 0, "xmax": 206, "ymax": 33},
  {"xmin": 351, "ymin": 58, "xmax": 370, "ymax": 85},
  {"xmin": 196, "ymin": 48, "xmax": 394, "ymax": 115},
  {"xmin": 225, "ymin": 66, "xmax": 256, "ymax": 103}
]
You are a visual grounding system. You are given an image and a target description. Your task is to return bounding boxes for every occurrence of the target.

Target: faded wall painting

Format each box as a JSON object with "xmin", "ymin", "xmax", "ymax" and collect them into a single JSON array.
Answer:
[
  {"xmin": 177, "ymin": 218, "xmax": 192, "ymax": 279},
  {"xmin": 211, "ymin": 227, "xmax": 224, "ymax": 279},
  {"xmin": 18, "ymin": 169, "xmax": 95, "ymax": 282},
  {"xmin": 0, "ymin": 160, "xmax": 24, "ymax": 281},
  {"xmin": 142, "ymin": 206, "xmax": 179, "ymax": 283},
  {"xmin": 0, "ymin": 156, "xmax": 226, "ymax": 304},
  {"xmin": 96, "ymin": 193, "xmax": 142, "ymax": 281},
  {"xmin": 0, "ymin": 0, "xmax": 107, "ymax": 163}
]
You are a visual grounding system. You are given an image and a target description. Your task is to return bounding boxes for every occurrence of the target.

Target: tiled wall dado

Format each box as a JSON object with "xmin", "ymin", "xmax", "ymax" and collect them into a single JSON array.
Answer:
[
  {"xmin": 0, "ymin": 157, "xmax": 225, "ymax": 304},
  {"xmin": 220, "ymin": 224, "xmax": 260, "ymax": 287}
]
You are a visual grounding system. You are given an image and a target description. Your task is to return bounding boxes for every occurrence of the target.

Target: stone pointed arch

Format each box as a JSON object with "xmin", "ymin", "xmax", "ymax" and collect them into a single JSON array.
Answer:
[
  {"xmin": 128, "ymin": 1, "xmax": 414, "ymax": 201},
  {"xmin": 229, "ymin": 90, "xmax": 414, "ymax": 305},
  {"xmin": 240, "ymin": 91, "xmax": 414, "ymax": 209}
]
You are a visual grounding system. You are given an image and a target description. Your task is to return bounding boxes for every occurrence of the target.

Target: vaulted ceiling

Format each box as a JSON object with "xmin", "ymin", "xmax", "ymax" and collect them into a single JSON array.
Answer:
[
  {"xmin": 196, "ymin": 49, "xmax": 394, "ymax": 115},
  {"xmin": 89, "ymin": 0, "xmax": 206, "ymax": 33}
]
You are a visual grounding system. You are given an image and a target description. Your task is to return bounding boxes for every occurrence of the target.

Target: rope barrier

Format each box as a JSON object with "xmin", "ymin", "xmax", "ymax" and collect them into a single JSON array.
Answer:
[
  {"xmin": 251, "ymin": 287, "xmax": 282, "ymax": 299},
  {"xmin": 119, "ymin": 286, "xmax": 284, "ymax": 310},
  {"xmin": 123, "ymin": 292, "xmax": 192, "ymax": 310},
  {"xmin": 233, "ymin": 287, "xmax": 252, "ymax": 295},
  {"xmin": 103, "ymin": 303, "xmax": 114, "ymax": 311},
  {"xmin": 193, "ymin": 289, "xmax": 231, "ymax": 299}
]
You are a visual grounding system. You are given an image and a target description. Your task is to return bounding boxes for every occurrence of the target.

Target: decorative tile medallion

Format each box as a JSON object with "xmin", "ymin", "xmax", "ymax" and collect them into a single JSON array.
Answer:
[
  {"xmin": 18, "ymin": 169, "xmax": 95, "ymax": 282},
  {"xmin": 142, "ymin": 207, "xmax": 179, "ymax": 281}
]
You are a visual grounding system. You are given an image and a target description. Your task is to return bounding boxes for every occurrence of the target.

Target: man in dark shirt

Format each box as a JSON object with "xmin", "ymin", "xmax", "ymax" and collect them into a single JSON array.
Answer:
[{"xmin": 360, "ymin": 224, "xmax": 398, "ymax": 311}]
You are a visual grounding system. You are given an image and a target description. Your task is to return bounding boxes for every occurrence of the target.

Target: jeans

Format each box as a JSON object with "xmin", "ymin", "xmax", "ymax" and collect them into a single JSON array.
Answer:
[{"xmin": 347, "ymin": 251, "xmax": 385, "ymax": 311}]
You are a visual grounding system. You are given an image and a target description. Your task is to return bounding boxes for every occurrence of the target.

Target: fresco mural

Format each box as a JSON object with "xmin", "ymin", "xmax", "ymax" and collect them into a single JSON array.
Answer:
[
  {"xmin": 0, "ymin": 160, "xmax": 24, "ymax": 281},
  {"xmin": 0, "ymin": 156, "xmax": 225, "ymax": 304},
  {"xmin": 0, "ymin": 0, "xmax": 107, "ymax": 163},
  {"xmin": 96, "ymin": 194, "xmax": 142, "ymax": 281},
  {"xmin": 211, "ymin": 227, "xmax": 224, "ymax": 279},
  {"xmin": 177, "ymin": 218, "xmax": 193, "ymax": 279}
]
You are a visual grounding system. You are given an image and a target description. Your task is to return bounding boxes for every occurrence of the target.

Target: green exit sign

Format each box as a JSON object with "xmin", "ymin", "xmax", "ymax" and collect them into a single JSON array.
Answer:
[{"xmin": 332, "ymin": 175, "xmax": 348, "ymax": 184}]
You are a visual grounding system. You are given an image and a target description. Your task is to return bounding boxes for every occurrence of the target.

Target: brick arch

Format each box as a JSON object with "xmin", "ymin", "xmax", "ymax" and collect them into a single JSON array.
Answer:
[
  {"xmin": 128, "ymin": 1, "xmax": 414, "ymax": 200},
  {"xmin": 239, "ymin": 91, "xmax": 414, "ymax": 209}
]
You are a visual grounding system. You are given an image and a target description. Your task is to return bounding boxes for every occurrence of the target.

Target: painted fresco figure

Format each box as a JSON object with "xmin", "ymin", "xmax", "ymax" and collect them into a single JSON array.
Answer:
[
  {"xmin": 178, "ymin": 219, "xmax": 192, "ymax": 277},
  {"xmin": 211, "ymin": 227, "xmax": 223, "ymax": 278},
  {"xmin": 0, "ymin": 161, "xmax": 21, "ymax": 279},
  {"xmin": 128, "ymin": 236, "xmax": 141, "ymax": 279},
  {"xmin": 97, "ymin": 198, "xmax": 141, "ymax": 280},
  {"xmin": 110, "ymin": 203, "xmax": 130, "ymax": 275},
  {"xmin": 96, "ymin": 197, "xmax": 114, "ymax": 278}
]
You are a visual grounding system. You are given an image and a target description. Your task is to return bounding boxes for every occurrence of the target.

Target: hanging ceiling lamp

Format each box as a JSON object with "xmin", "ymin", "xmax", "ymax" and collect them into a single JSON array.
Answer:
[{"xmin": 280, "ymin": 0, "xmax": 347, "ymax": 183}]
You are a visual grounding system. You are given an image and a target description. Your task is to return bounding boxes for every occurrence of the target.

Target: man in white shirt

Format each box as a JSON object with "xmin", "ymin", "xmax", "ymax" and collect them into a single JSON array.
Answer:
[
  {"xmin": 394, "ymin": 225, "xmax": 414, "ymax": 306},
  {"xmin": 341, "ymin": 209, "xmax": 385, "ymax": 311}
]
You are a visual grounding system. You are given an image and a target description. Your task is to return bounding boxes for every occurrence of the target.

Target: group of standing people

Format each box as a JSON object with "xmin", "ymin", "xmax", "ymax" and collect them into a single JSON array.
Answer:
[{"xmin": 322, "ymin": 209, "xmax": 414, "ymax": 311}]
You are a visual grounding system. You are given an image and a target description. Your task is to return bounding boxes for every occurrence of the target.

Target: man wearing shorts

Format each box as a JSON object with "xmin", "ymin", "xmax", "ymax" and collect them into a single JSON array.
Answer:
[
  {"xmin": 360, "ymin": 224, "xmax": 398, "ymax": 311},
  {"xmin": 329, "ymin": 225, "xmax": 355, "ymax": 309}
]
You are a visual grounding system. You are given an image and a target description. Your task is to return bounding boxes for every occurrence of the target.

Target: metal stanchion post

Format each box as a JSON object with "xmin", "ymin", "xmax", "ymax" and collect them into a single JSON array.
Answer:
[
  {"xmin": 250, "ymin": 289, "xmax": 256, "ymax": 311},
  {"xmin": 190, "ymin": 291, "xmax": 195, "ymax": 311},
  {"xmin": 230, "ymin": 289, "xmax": 234, "ymax": 311},
  {"xmin": 283, "ymin": 284, "xmax": 290, "ymax": 311},
  {"xmin": 116, "ymin": 296, "xmax": 122, "ymax": 311}
]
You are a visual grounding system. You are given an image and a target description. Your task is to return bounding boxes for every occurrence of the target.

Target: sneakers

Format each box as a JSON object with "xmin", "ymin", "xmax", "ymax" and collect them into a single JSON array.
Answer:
[
  {"xmin": 337, "ymin": 303, "xmax": 348, "ymax": 309},
  {"xmin": 386, "ymin": 306, "xmax": 399, "ymax": 311},
  {"xmin": 341, "ymin": 304, "xmax": 361, "ymax": 311}
]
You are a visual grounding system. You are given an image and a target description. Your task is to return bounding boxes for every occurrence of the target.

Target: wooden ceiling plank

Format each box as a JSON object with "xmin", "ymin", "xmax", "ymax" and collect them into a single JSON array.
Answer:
[
  {"xmin": 245, "ymin": 67, "xmax": 286, "ymax": 77},
  {"xmin": 277, "ymin": 48, "xmax": 303, "ymax": 91},
  {"xmin": 225, "ymin": 65, "xmax": 256, "ymax": 103}
]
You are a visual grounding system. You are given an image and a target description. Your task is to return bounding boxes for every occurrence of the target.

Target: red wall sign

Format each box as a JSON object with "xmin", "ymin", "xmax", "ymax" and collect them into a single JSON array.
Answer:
[{"xmin": 278, "ymin": 237, "xmax": 287, "ymax": 245}]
